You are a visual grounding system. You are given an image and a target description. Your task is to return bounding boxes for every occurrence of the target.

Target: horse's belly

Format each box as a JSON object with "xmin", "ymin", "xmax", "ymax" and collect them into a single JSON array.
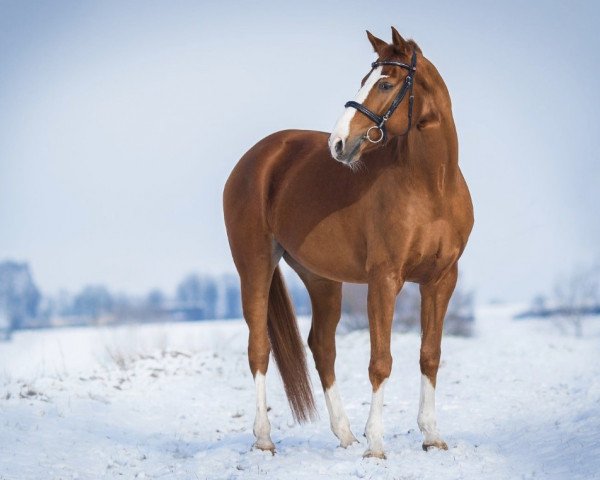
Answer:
[{"xmin": 275, "ymin": 211, "xmax": 369, "ymax": 283}]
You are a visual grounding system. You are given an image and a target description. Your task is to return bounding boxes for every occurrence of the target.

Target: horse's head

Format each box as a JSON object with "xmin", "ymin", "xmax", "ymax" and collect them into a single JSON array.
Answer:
[{"xmin": 329, "ymin": 27, "xmax": 427, "ymax": 166}]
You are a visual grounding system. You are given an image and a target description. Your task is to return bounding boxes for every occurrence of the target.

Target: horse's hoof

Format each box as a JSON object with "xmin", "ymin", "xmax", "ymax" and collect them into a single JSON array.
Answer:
[
  {"xmin": 339, "ymin": 432, "xmax": 359, "ymax": 448},
  {"xmin": 254, "ymin": 440, "xmax": 276, "ymax": 454},
  {"xmin": 422, "ymin": 439, "xmax": 448, "ymax": 451},
  {"xmin": 363, "ymin": 449, "xmax": 386, "ymax": 459}
]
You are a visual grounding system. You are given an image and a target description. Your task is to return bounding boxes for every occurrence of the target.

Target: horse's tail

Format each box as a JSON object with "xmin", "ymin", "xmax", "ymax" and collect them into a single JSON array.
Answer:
[{"xmin": 267, "ymin": 266, "xmax": 317, "ymax": 423}]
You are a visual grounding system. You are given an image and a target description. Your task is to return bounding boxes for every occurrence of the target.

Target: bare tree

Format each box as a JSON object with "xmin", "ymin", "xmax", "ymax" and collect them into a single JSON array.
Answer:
[
  {"xmin": 71, "ymin": 285, "xmax": 114, "ymax": 324},
  {"xmin": 176, "ymin": 274, "xmax": 218, "ymax": 320},
  {"xmin": 393, "ymin": 283, "xmax": 422, "ymax": 333},
  {"xmin": 0, "ymin": 261, "xmax": 41, "ymax": 332},
  {"xmin": 554, "ymin": 264, "xmax": 600, "ymax": 337},
  {"xmin": 340, "ymin": 281, "xmax": 474, "ymax": 336},
  {"xmin": 340, "ymin": 283, "xmax": 369, "ymax": 332},
  {"xmin": 443, "ymin": 285, "xmax": 475, "ymax": 336}
]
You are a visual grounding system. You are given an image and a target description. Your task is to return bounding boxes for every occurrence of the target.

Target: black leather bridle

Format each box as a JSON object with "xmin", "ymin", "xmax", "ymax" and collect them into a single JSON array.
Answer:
[{"xmin": 345, "ymin": 49, "xmax": 418, "ymax": 143}]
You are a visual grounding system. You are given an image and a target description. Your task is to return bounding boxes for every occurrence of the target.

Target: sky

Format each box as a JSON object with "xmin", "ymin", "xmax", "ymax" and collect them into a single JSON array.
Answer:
[{"xmin": 1, "ymin": 0, "xmax": 599, "ymax": 303}]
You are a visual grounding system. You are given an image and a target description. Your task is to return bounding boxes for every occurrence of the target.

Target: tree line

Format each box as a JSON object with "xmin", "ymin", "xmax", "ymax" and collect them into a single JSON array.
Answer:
[
  {"xmin": 0, "ymin": 260, "xmax": 475, "ymax": 339},
  {"xmin": 0, "ymin": 261, "xmax": 310, "ymax": 337}
]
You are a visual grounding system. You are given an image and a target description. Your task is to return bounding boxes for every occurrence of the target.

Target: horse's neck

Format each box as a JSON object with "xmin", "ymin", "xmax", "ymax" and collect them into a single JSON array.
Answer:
[{"xmin": 395, "ymin": 111, "xmax": 459, "ymax": 194}]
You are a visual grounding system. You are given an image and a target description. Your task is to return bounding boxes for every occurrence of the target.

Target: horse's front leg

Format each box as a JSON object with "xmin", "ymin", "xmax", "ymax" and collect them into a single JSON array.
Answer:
[
  {"xmin": 364, "ymin": 271, "xmax": 403, "ymax": 459},
  {"xmin": 418, "ymin": 264, "xmax": 458, "ymax": 451}
]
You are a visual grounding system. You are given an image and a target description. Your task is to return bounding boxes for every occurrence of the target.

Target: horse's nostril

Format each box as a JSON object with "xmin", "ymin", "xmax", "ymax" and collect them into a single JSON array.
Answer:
[{"xmin": 334, "ymin": 139, "xmax": 344, "ymax": 156}]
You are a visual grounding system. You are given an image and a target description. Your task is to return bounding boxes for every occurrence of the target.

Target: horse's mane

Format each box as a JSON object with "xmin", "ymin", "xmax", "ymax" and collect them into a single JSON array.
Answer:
[
  {"xmin": 406, "ymin": 39, "xmax": 422, "ymax": 53},
  {"xmin": 382, "ymin": 39, "xmax": 422, "ymax": 59}
]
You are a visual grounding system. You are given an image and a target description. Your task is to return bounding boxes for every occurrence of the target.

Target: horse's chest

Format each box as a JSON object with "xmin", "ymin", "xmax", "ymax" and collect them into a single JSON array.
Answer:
[{"xmin": 368, "ymin": 209, "xmax": 463, "ymax": 282}]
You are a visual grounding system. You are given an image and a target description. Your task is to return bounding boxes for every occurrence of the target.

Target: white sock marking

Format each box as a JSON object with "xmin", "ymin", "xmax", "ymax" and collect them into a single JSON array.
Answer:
[
  {"xmin": 324, "ymin": 382, "xmax": 356, "ymax": 446},
  {"xmin": 365, "ymin": 379, "xmax": 387, "ymax": 454},
  {"xmin": 253, "ymin": 372, "xmax": 273, "ymax": 448},
  {"xmin": 418, "ymin": 374, "xmax": 443, "ymax": 445},
  {"xmin": 329, "ymin": 66, "xmax": 387, "ymax": 158}
]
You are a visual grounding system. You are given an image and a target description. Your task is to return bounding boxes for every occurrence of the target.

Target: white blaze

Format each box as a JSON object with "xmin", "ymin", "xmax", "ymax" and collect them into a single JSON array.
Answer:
[{"xmin": 329, "ymin": 66, "xmax": 387, "ymax": 158}]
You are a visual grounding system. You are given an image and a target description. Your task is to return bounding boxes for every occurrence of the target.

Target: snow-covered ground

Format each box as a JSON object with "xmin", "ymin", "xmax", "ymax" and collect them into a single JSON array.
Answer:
[{"xmin": 1, "ymin": 306, "xmax": 599, "ymax": 480}]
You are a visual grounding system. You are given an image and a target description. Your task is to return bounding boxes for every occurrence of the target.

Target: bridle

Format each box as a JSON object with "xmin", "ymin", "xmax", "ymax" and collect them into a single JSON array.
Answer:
[{"xmin": 344, "ymin": 49, "xmax": 418, "ymax": 143}]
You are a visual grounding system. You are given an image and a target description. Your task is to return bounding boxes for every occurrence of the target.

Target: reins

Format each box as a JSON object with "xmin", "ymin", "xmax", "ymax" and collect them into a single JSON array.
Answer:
[{"xmin": 344, "ymin": 49, "xmax": 418, "ymax": 143}]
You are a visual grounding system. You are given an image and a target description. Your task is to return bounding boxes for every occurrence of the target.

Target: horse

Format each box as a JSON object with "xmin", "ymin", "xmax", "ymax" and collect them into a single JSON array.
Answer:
[{"xmin": 223, "ymin": 27, "xmax": 473, "ymax": 459}]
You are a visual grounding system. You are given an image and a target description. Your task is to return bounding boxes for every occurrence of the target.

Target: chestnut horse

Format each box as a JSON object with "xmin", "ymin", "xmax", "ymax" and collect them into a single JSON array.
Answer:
[{"xmin": 223, "ymin": 27, "xmax": 473, "ymax": 458}]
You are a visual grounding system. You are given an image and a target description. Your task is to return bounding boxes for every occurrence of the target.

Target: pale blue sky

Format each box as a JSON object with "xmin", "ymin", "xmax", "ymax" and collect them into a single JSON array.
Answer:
[{"xmin": 1, "ymin": 0, "xmax": 599, "ymax": 302}]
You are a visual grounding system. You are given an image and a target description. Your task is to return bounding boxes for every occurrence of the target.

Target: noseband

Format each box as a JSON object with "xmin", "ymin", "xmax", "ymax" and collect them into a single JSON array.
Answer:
[{"xmin": 345, "ymin": 49, "xmax": 417, "ymax": 143}]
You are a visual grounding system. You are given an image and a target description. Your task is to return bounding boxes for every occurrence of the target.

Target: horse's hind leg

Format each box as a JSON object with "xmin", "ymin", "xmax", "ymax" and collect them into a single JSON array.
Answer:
[
  {"xmin": 235, "ymin": 239, "xmax": 283, "ymax": 453},
  {"xmin": 284, "ymin": 254, "xmax": 358, "ymax": 448},
  {"xmin": 418, "ymin": 263, "xmax": 458, "ymax": 451}
]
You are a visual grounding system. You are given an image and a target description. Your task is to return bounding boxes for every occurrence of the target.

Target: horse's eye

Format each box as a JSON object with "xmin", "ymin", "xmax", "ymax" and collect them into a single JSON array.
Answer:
[{"xmin": 379, "ymin": 82, "xmax": 393, "ymax": 91}]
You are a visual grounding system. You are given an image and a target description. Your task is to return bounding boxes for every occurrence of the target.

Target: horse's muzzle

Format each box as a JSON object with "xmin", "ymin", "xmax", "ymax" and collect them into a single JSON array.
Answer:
[{"xmin": 329, "ymin": 135, "xmax": 363, "ymax": 165}]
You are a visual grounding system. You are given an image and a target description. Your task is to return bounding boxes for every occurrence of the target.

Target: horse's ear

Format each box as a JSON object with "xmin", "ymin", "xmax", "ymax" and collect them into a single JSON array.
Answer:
[
  {"xmin": 366, "ymin": 30, "xmax": 387, "ymax": 54},
  {"xmin": 391, "ymin": 26, "xmax": 409, "ymax": 52}
]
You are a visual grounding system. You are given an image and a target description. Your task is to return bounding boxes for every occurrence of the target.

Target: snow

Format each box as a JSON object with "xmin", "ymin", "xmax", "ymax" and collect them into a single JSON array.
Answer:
[{"xmin": 1, "ymin": 306, "xmax": 599, "ymax": 479}]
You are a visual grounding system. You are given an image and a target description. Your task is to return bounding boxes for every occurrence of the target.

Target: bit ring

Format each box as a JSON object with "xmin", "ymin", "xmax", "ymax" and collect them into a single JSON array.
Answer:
[{"xmin": 366, "ymin": 126, "xmax": 384, "ymax": 143}]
